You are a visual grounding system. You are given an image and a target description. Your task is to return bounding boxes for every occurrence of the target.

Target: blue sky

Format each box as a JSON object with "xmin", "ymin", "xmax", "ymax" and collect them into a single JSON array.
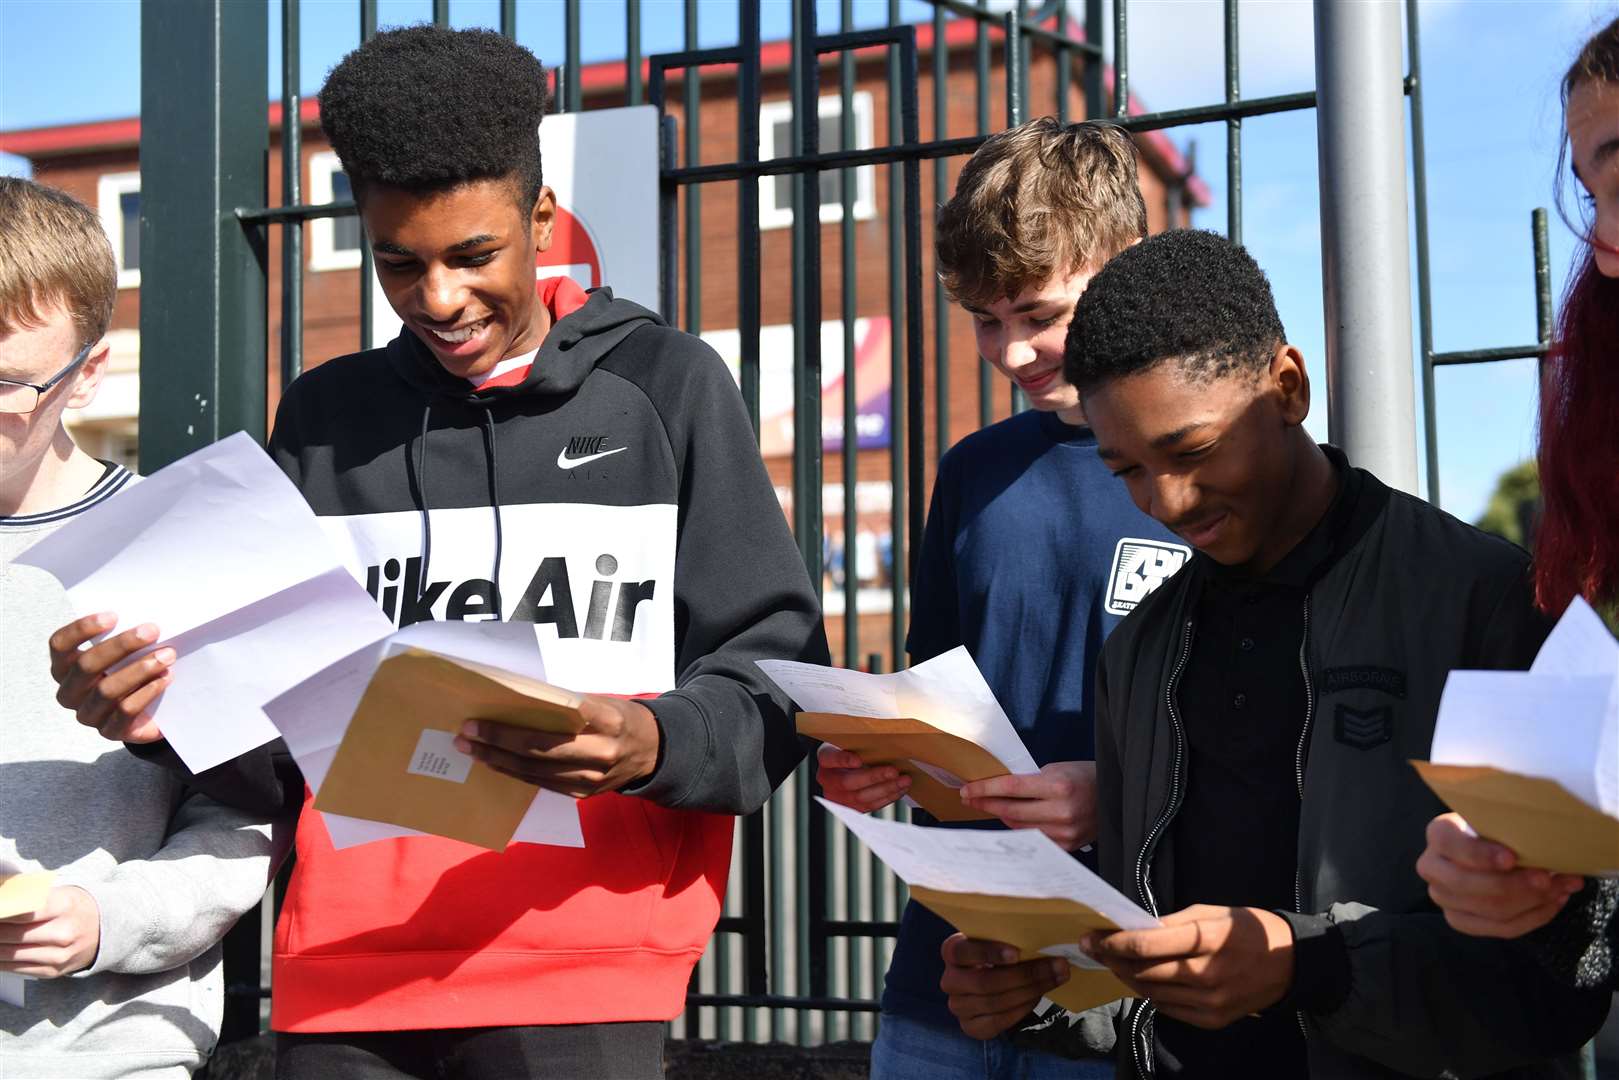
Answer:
[{"xmin": 3, "ymin": 0, "xmax": 1613, "ymax": 523}]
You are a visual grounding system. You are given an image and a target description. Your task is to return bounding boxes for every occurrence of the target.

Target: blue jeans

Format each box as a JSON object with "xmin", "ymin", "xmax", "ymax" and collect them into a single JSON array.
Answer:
[{"xmin": 870, "ymin": 1012, "xmax": 1115, "ymax": 1080}]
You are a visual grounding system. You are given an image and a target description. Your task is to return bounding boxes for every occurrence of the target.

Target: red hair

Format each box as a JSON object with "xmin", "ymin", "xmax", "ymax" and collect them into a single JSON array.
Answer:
[
  {"xmin": 1534, "ymin": 17, "xmax": 1619, "ymax": 615},
  {"xmin": 1536, "ymin": 252, "xmax": 1619, "ymax": 614}
]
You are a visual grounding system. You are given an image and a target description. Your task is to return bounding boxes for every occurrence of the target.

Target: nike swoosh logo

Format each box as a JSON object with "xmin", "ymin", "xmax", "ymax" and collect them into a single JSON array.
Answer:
[{"xmin": 556, "ymin": 446, "xmax": 628, "ymax": 469}]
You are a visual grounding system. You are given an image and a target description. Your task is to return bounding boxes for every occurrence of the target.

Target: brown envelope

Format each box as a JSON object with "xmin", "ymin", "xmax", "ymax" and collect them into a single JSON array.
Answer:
[
  {"xmin": 314, "ymin": 648, "xmax": 587, "ymax": 851},
  {"xmin": 1412, "ymin": 761, "xmax": 1619, "ymax": 876},
  {"xmin": 909, "ymin": 886, "xmax": 1135, "ymax": 1013},
  {"xmin": 796, "ymin": 712, "xmax": 1010, "ymax": 822},
  {"xmin": 0, "ymin": 871, "xmax": 54, "ymax": 919}
]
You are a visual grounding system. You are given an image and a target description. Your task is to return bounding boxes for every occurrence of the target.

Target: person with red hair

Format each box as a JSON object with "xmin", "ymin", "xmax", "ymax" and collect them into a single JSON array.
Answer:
[{"xmin": 1416, "ymin": 15, "xmax": 1619, "ymax": 988}]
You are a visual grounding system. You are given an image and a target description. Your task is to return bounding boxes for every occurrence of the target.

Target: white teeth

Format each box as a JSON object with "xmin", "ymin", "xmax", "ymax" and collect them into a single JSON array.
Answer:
[{"xmin": 429, "ymin": 318, "xmax": 488, "ymax": 345}]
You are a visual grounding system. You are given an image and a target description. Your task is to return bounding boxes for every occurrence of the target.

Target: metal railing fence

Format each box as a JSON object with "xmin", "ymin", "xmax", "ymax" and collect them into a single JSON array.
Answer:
[{"xmin": 134, "ymin": 0, "xmax": 1556, "ymax": 1050}]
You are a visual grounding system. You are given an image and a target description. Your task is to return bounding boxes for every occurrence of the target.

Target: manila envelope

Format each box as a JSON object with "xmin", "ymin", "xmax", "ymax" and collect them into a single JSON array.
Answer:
[
  {"xmin": 797, "ymin": 713, "xmax": 1009, "ymax": 822},
  {"xmin": 0, "ymin": 872, "xmax": 54, "ymax": 920},
  {"xmin": 315, "ymin": 648, "xmax": 587, "ymax": 851},
  {"xmin": 910, "ymin": 886, "xmax": 1135, "ymax": 1013},
  {"xmin": 1412, "ymin": 761, "xmax": 1619, "ymax": 877}
]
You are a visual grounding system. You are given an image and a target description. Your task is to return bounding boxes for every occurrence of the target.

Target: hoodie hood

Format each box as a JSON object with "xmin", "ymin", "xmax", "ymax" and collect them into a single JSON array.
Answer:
[{"xmin": 386, "ymin": 286, "xmax": 664, "ymax": 404}]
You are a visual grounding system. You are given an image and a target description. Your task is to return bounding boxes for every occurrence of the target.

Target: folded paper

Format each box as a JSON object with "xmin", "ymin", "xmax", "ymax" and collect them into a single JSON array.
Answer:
[{"xmin": 1418, "ymin": 598, "xmax": 1619, "ymax": 876}]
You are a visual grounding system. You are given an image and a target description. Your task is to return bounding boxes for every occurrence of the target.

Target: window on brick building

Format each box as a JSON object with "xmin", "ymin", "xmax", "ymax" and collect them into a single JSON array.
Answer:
[
  {"xmin": 96, "ymin": 172, "xmax": 141, "ymax": 289},
  {"xmin": 758, "ymin": 92, "xmax": 876, "ymax": 230},
  {"xmin": 309, "ymin": 151, "xmax": 363, "ymax": 271}
]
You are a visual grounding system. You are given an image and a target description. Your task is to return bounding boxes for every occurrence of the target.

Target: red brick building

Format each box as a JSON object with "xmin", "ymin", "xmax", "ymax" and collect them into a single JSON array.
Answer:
[{"xmin": 2, "ymin": 19, "xmax": 1205, "ymax": 665}]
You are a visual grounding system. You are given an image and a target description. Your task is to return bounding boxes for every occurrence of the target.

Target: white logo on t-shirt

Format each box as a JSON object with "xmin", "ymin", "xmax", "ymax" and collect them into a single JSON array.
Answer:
[{"xmin": 1105, "ymin": 538, "xmax": 1192, "ymax": 615}]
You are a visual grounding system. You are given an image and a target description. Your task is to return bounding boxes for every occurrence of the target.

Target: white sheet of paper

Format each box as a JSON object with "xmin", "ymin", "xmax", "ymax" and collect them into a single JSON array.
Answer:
[
  {"xmin": 1432, "ymin": 598, "xmax": 1619, "ymax": 816},
  {"xmin": 819, "ymin": 799, "xmax": 1156, "ymax": 931},
  {"xmin": 0, "ymin": 973, "xmax": 24, "ymax": 1007},
  {"xmin": 758, "ymin": 648, "xmax": 1040, "ymax": 776},
  {"xmin": 14, "ymin": 433, "xmax": 391, "ymax": 773},
  {"xmin": 263, "ymin": 621, "xmax": 583, "ymax": 849}
]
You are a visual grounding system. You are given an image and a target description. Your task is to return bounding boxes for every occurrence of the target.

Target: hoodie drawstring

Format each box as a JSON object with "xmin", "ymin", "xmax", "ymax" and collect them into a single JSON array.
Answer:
[
  {"xmin": 416, "ymin": 403, "xmax": 434, "ymax": 603},
  {"xmin": 477, "ymin": 407, "xmax": 506, "ymax": 614},
  {"xmin": 411, "ymin": 400, "xmax": 506, "ymax": 619}
]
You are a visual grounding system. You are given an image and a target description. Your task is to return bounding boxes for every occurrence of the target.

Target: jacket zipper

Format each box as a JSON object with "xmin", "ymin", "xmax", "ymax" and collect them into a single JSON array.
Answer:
[
  {"xmin": 1130, "ymin": 616, "xmax": 1195, "ymax": 1079},
  {"xmin": 1292, "ymin": 596, "xmax": 1315, "ymax": 1041}
]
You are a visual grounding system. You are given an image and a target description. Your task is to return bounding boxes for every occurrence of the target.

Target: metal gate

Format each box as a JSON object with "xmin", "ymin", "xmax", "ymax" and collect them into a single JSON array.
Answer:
[{"xmin": 133, "ymin": 0, "xmax": 1554, "ymax": 1049}]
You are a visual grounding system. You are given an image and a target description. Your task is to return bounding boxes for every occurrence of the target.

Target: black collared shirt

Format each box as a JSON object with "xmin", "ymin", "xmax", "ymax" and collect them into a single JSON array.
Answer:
[{"xmin": 1154, "ymin": 460, "xmax": 1362, "ymax": 1078}]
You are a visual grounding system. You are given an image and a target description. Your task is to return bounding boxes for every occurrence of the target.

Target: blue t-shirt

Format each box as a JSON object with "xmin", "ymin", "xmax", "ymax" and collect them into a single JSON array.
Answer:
[{"xmin": 879, "ymin": 408, "xmax": 1187, "ymax": 1029}]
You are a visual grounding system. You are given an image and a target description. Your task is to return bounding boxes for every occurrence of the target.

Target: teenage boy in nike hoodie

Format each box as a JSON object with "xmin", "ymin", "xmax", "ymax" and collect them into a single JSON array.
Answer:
[
  {"xmin": 46, "ymin": 26, "xmax": 829, "ymax": 1079},
  {"xmin": 934, "ymin": 231, "xmax": 1610, "ymax": 1078}
]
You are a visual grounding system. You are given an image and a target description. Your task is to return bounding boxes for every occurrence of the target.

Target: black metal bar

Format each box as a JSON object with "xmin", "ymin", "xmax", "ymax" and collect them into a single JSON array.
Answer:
[
  {"xmin": 432, "ymin": 0, "xmax": 448, "ymax": 27},
  {"xmin": 975, "ymin": 0, "xmax": 992, "ymax": 430},
  {"xmin": 686, "ymin": 994, "xmax": 885, "ymax": 1013},
  {"xmin": 659, "ymin": 115, "xmax": 679, "ymax": 322},
  {"xmin": 683, "ymin": 3, "xmax": 702, "ymax": 341},
  {"xmin": 499, "ymin": 0, "xmax": 514, "ymax": 38},
  {"xmin": 742, "ymin": 808, "xmax": 765, "ymax": 1042},
  {"xmin": 1224, "ymin": 0, "xmax": 1241, "ymax": 243},
  {"xmin": 738, "ymin": 1, "xmax": 763, "ymax": 436},
  {"xmin": 565, "ymin": 0, "xmax": 582, "ymax": 112},
  {"xmin": 236, "ymin": 201, "xmax": 357, "ymax": 224},
  {"xmin": 1408, "ymin": 0, "xmax": 1439, "ymax": 504},
  {"xmin": 1432, "ymin": 345, "xmax": 1550, "ymax": 366},
  {"xmin": 842, "ymin": 0, "xmax": 860, "ymax": 672},
  {"xmin": 139, "ymin": 0, "xmax": 267, "ymax": 470},
  {"xmin": 1004, "ymin": 11, "xmax": 1024, "ymax": 126},
  {"xmin": 1111, "ymin": 0, "xmax": 1126, "ymax": 117},
  {"xmin": 887, "ymin": 0, "xmax": 907, "ymax": 669},
  {"xmin": 626, "ymin": 0, "xmax": 642, "ymax": 106},
  {"xmin": 792, "ymin": 0, "xmax": 829, "ymax": 1034},
  {"xmin": 900, "ymin": 29, "xmax": 925, "ymax": 608},
  {"xmin": 822, "ymin": 918, "xmax": 904, "ymax": 936},
  {"xmin": 934, "ymin": 1, "xmax": 952, "ymax": 463},
  {"xmin": 1533, "ymin": 208, "xmax": 1552, "ymax": 343},
  {"xmin": 1056, "ymin": 41, "xmax": 1070, "ymax": 123},
  {"xmin": 359, "ymin": 0, "xmax": 376, "ymax": 351},
  {"xmin": 281, "ymin": 0, "xmax": 303, "ymax": 389}
]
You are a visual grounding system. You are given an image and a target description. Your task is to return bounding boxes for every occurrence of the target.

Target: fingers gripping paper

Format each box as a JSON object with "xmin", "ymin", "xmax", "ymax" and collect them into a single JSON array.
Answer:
[
  {"xmin": 313, "ymin": 648, "xmax": 586, "ymax": 851},
  {"xmin": 760, "ymin": 648, "xmax": 1040, "ymax": 822},
  {"xmin": 1417, "ymin": 598, "xmax": 1619, "ymax": 876},
  {"xmin": 819, "ymin": 799, "xmax": 1156, "ymax": 1013}
]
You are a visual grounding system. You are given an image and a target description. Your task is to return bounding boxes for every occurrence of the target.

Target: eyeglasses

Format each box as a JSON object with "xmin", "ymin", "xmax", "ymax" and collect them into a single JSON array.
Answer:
[{"xmin": 0, "ymin": 340, "xmax": 95, "ymax": 415}]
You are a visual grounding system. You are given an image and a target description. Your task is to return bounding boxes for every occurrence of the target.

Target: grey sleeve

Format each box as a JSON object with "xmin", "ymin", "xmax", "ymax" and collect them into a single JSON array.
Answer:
[
  {"xmin": 1303, "ymin": 902, "xmax": 1610, "ymax": 1077},
  {"xmin": 58, "ymin": 792, "xmax": 282, "ymax": 977}
]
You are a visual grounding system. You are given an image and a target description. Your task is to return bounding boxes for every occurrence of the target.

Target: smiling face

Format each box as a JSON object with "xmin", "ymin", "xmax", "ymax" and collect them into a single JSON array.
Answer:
[
  {"xmin": 1568, "ymin": 77, "xmax": 1619, "ymax": 278},
  {"xmin": 363, "ymin": 176, "xmax": 555, "ymax": 380},
  {"xmin": 1085, "ymin": 346, "xmax": 1316, "ymax": 572},
  {"xmin": 963, "ymin": 267, "xmax": 1096, "ymax": 420}
]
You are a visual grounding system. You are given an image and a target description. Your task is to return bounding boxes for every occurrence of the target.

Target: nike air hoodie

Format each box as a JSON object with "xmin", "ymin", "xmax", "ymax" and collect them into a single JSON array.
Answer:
[{"xmin": 264, "ymin": 283, "xmax": 829, "ymax": 1032}]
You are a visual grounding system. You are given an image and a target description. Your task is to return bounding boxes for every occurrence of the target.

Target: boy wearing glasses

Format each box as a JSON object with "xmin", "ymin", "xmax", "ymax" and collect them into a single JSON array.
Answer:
[{"xmin": 0, "ymin": 176, "xmax": 277, "ymax": 1078}]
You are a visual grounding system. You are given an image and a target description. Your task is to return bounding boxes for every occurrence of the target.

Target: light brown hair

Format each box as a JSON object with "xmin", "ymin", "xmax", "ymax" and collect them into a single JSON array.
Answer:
[
  {"xmin": 936, "ymin": 118, "xmax": 1148, "ymax": 309},
  {"xmin": 0, "ymin": 176, "xmax": 118, "ymax": 346}
]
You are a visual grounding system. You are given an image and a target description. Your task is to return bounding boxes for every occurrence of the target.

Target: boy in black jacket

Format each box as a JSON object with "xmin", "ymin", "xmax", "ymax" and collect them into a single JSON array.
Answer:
[
  {"xmin": 938, "ymin": 230, "xmax": 1609, "ymax": 1077},
  {"xmin": 47, "ymin": 26, "xmax": 828, "ymax": 1080}
]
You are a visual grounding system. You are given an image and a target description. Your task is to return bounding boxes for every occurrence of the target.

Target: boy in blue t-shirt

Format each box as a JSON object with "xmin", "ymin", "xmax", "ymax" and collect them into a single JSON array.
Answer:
[{"xmin": 817, "ymin": 118, "xmax": 1186, "ymax": 1078}]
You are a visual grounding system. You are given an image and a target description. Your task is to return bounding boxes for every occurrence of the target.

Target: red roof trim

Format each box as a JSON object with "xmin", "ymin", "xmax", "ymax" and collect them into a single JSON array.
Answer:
[{"xmin": 0, "ymin": 98, "xmax": 322, "ymax": 158}]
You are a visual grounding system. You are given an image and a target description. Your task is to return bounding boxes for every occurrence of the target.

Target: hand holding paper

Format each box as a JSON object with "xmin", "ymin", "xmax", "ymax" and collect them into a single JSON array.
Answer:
[
  {"xmin": 1414, "ymin": 597, "xmax": 1619, "ymax": 877},
  {"xmin": 819, "ymin": 798, "xmax": 1155, "ymax": 1015},
  {"xmin": 763, "ymin": 648, "xmax": 1040, "ymax": 822}
]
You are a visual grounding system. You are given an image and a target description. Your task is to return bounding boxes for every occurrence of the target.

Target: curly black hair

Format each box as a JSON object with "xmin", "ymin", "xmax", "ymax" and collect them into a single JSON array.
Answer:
[
  {"xmin": 318, "ymin": 25, "xmax": 551, "ymax": 208},
  {"xmin": 1063, "ymin": 229, "xmax": 1286, "ymax": 392}
]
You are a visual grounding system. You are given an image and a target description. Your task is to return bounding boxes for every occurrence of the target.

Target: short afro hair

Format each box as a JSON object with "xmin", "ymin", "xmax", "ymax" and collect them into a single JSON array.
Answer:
[
  {"xmin": 1064, "ymin": 229, "xmax": 1286, "ymax": 392},
  {"xmin": 318, "ymin": 25, "xmax": 551, "ymax": 208}
]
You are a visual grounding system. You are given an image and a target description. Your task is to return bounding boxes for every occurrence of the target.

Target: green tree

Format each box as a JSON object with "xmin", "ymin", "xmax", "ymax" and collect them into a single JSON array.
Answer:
[{"xmin": 1475, "ymin": 460, "xmax": 1540, "ymax": 548}]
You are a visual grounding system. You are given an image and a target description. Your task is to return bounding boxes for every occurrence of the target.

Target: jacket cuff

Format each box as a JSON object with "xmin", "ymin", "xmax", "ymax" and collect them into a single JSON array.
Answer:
[
  {"xmin": 624, "ymin": 693, "xmax": 705, "ymax": 808},
  {"xmin": 1275, "ymin": 910, "xmax": 1351, "ymax": 1016}
]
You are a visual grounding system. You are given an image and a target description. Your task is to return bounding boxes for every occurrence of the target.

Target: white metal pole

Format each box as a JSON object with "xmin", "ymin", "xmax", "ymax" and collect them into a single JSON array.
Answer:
[{"xmin": 1314, "ymin": 0, "xmax": 1420, "ymax": 494}]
